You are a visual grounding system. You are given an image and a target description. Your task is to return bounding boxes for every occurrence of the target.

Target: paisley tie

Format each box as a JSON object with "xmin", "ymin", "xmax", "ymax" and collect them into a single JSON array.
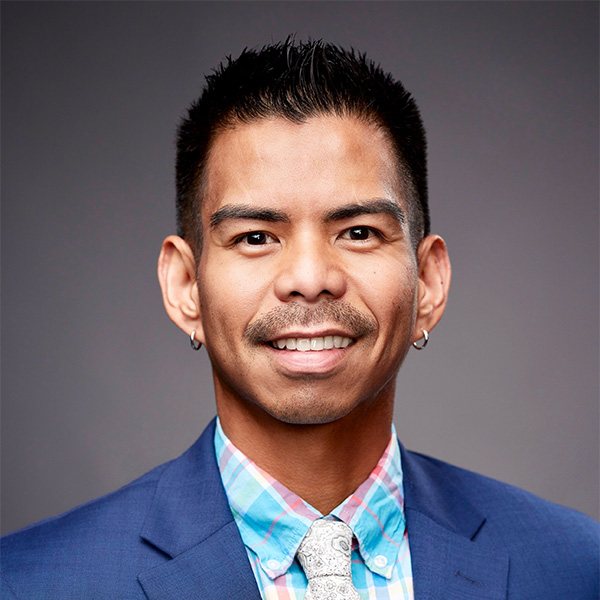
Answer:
[{"xmin": 296, "ymin": 519, "xmax": 361, "ymax": 600}]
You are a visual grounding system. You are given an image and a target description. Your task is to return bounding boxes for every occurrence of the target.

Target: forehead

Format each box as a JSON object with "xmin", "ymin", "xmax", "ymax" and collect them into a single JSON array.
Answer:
[{"xmin": 202, "ymin": 115, "xmax": 404, "ymax": 217}]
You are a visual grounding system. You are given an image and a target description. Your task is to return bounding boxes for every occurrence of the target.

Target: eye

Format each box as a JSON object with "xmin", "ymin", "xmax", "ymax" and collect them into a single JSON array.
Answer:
[
  {"xmin": 235, "ymin": 231, "xmax": 277, "ymax": 246},
  {"xmin": 339, "ymin": 226, "xmax": 381, "ymax": 241}
]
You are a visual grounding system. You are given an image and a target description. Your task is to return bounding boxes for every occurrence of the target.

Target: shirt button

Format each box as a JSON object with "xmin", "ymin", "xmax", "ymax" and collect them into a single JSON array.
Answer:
[
  {"xmin": 374, "ymin": 555, "xmax": 388, "ymax": 568},
  {"xmin": 266, "ymin": 559, "xmax": 281, "ymax": 571}
]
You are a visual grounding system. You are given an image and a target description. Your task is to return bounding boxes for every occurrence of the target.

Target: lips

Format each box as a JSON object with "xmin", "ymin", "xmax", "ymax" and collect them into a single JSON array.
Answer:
[
  {"xmin": 270, "ymin": 335, "xmax": 353, "ymax": 351},
  {"xmin": 265, "ymin": 338, "xmax": 352, "ymax": 374}
]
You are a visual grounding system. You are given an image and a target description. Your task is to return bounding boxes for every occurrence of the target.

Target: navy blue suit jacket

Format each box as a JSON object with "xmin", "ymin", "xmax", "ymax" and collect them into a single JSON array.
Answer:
[{"xmin": 2, "ymin": 418, "xmax": 598, "ymax": 599}]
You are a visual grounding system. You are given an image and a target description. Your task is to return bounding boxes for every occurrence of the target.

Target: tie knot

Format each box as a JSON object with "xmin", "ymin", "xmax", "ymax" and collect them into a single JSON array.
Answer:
[{"xmin": 297, "ymin": 519, "xmax": 353, "ymax": 579}]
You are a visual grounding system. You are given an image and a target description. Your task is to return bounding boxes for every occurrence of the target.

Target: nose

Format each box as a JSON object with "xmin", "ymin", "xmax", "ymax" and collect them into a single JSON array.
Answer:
[{"xmin": 273, "ymin": 236, "xmax": 346, "ymax": 303}]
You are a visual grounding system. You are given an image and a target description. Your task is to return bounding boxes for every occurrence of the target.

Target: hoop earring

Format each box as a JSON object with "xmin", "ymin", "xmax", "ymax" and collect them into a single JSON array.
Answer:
[
  {"xmin": 412, "ymin": 329, "xmax": 429, "ymax": 350},
  {"xmin": 190, "ymin": 329, "xmax": 202, "ymax": 351}
]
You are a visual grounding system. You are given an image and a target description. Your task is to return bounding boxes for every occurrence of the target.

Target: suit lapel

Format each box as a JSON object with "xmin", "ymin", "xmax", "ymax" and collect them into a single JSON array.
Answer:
[
  {"xmin": 135, "ymin": 423, "xmax": 508, "ymax": 599},
  {"xmin": 138, "ymin": 520, "xmax": 260, "ymax": 600},
  {"xmin": 400, "ymin": 444, "xmax": 508, "ymax": 599},
  {"xmin": 137, "ymin": 419, "xmax": 261, "ymax": 600},
  {"xmin": 406, "ymin": 509, "xmax": 508, "ymax": 599}
]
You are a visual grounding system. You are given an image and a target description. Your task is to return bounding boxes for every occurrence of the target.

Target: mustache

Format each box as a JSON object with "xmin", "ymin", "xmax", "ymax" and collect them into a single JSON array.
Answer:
[{"xmin": 243, "ymin": 301, "xmax": 377, "ymax": 345}]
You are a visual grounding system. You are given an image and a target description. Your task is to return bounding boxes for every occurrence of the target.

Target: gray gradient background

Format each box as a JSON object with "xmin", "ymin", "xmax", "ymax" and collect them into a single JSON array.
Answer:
[{"xmin": 2, "ymin": 1, "xmax": 598, "ymax": 535}]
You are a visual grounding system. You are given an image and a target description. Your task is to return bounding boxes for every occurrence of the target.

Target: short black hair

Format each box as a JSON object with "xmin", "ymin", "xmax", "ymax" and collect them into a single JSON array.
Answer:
[{"xmin": 176, "ymin": 39, "xmax": 429, "ymax": 258}]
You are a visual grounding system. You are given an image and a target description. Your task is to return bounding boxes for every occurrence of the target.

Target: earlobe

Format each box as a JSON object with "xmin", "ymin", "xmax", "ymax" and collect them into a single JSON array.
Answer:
[
  {"xmin": 157, "ymin": 235, "xmax": 205, "ymax": 343},
  {"xmin": 412, "ymin": 235, "xmax": 451, "ymax": 343}
]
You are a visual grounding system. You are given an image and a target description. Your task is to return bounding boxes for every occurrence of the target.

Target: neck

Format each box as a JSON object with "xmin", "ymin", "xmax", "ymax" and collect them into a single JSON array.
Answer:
[{"xmin": 216, "ymin": 387, "xmax": 395, "ymax": 515}]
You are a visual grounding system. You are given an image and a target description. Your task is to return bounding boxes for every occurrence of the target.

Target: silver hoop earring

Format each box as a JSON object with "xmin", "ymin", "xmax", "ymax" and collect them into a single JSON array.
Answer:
[
  {"xmin": 412, "ymin": 329, "xmax": 429, "ymax": 350},
  {"xmin": 190, "ymin": 329, "xmax": 202, "ymax": 351}
]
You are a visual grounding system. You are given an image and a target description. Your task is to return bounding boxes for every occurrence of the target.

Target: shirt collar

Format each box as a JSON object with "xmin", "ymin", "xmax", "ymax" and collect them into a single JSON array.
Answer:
[{"xmin": 214, "ymin": 418, "xmax": 406, "ymax": 580}]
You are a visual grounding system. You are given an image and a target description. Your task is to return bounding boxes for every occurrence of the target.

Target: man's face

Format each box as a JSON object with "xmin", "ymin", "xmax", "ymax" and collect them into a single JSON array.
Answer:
[{"xmin": 195, "ymin": 115, "xmax": 420, "ymax": 425}]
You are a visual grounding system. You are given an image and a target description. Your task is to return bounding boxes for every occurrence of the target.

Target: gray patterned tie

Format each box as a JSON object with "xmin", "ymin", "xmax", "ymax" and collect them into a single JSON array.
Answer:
[{"xmin": 296, "ymin": 519, "xmax": 361, "ymax": 600}]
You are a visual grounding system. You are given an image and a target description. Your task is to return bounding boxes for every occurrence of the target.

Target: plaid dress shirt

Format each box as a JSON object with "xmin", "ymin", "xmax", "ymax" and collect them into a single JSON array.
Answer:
[{"xmin": 214, "ymin": 419, "xmax": 414, "ymax": 599}]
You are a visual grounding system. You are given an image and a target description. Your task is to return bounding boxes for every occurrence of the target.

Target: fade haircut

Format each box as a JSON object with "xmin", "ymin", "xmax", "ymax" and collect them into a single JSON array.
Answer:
[{"xmin": 176, "ymin": 39, "xmax": 429, "ymax": 259}]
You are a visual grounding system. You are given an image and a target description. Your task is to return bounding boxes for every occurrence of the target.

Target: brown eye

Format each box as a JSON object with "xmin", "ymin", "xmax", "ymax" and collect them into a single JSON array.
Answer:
[
  {"xmin": 246, "ymin": 232, "xmax": 269, "ymax": 245},
  {"xmin": 341, "ymin": 226, "xmax": 378, "ymax": 241},
  {"xmin": 235, "ymin": 231, "xmax": 277, "ymax": 246},
  {"xmin": 348, "ymin": 227, "xmax": 370, "ymax": 240}
]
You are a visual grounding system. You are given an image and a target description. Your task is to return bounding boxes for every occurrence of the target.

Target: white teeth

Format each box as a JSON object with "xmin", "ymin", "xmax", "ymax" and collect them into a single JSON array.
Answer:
[
  {"xmin": 310, "ymin": 337, "xmax": 324, "ymax": 350},
  {"xmin": 297, "ymin": 338, "xmax": 311, "ymax": 352},
  {"xmin": 273, "ymin": 336, "xmax": 353, "ymax": 351}
]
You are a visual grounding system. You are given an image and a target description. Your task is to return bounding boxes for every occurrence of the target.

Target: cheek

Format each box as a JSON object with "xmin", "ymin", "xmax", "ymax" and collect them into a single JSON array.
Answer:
[
  {"xmin": 360, "ymin": 264, "xmax": 419, "ymax": 349},
  {"xmin": 358, "ymin": 257, "xmax": 417, "ymax": 309},
  {"xmin": 199, "ymin": 259, "xmax": 272, "ymax": 334}
]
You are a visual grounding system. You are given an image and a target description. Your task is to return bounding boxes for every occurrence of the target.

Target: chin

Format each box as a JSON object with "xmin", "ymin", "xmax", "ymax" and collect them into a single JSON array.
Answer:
[{"xmin": 263, "ymin": 390, "xmax": 357, "ymax": 426}]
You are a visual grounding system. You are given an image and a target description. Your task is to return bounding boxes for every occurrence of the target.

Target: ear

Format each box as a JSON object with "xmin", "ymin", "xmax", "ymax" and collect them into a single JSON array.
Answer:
[
  {"xmin": 157, "ymin": 235, "xmax": 205, "ymax": 344},
  {"xmin": 412, "ymin": 234, "xmax": 451, "ymax": 344}
]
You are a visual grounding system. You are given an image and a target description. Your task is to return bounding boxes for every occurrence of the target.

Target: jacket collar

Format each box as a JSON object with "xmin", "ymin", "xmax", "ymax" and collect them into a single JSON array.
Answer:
[
  {"xmin": 136, "ymin": 420, "xmax": 507, "ymax": 600},
  {"xmin": 137, "ymin": 418, "xmax": 261, "ymax": 600},
  {"xmin": 400, "ymin": 442, "xmax": 508, "ymax": 599}
]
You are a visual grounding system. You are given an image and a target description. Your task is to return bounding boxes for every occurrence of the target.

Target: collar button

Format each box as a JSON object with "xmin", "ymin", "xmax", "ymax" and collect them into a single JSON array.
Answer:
[
  {"xmin": 374, "ymin": 555, "xmax": 388, "ymax": 568},
  {"xmin": 266, "ymin": 559, "xmax": 281, "ymax": 571}
]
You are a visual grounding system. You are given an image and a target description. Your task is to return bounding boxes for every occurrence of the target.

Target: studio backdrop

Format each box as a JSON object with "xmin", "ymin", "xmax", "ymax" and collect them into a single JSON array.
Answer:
[{"xmin": 2, "ymin": 1, "xmax": 598, "ymax": 535}]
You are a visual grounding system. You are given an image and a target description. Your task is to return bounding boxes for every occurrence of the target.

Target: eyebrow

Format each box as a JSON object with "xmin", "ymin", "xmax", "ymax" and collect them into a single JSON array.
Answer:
[
  {"xmin": 324, "ymin": 199, "xmax": 406, "ymax": 225},
  {"xmin": 209, "ymin": 198, "xmax": 406, "ymax": 229},
  {"xmin": 210, "ymin": 204, "xmax": 291, "ymax": 228}
]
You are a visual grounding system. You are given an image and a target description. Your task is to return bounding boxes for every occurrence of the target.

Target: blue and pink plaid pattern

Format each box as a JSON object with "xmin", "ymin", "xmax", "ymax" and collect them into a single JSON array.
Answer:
[{"xmin": 215, "ymin": 419, "xmax": 413, "ymax": 599}]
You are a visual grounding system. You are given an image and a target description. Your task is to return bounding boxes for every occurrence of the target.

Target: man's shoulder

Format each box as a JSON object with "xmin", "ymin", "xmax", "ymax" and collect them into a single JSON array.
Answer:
[
  {"xmin": 401, "ymin": 448, "xmax": 598, "ymax": 598},
  {"xmin": 2, "ymin": 459, "xmax": 168, "ymax": 547},
  {"xmin": 1, "ymin": 422, "xmax": 225, "ymax": 599},
  {"xmin": 1, "ymin": 460, "xmax": 171, "ymax": 598},
  {"xmin": 411, "ymin": 448, "xmax": 596, "ymax": 517},
  {"xmin": 404, "ymin": 447, "xmax": 599, "ymax": 556}
]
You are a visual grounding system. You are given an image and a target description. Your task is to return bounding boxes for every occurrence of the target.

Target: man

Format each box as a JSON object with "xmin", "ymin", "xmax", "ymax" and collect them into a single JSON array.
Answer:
[{"xmin": 2, "ymin": 40, "xmax": 597, "ymax": 599}]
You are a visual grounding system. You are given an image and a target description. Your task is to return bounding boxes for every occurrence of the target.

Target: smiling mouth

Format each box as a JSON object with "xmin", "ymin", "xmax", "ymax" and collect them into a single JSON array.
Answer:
[{"xmin": 268, "ymin": 335, "xmax": 354, "ymax": 351}]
